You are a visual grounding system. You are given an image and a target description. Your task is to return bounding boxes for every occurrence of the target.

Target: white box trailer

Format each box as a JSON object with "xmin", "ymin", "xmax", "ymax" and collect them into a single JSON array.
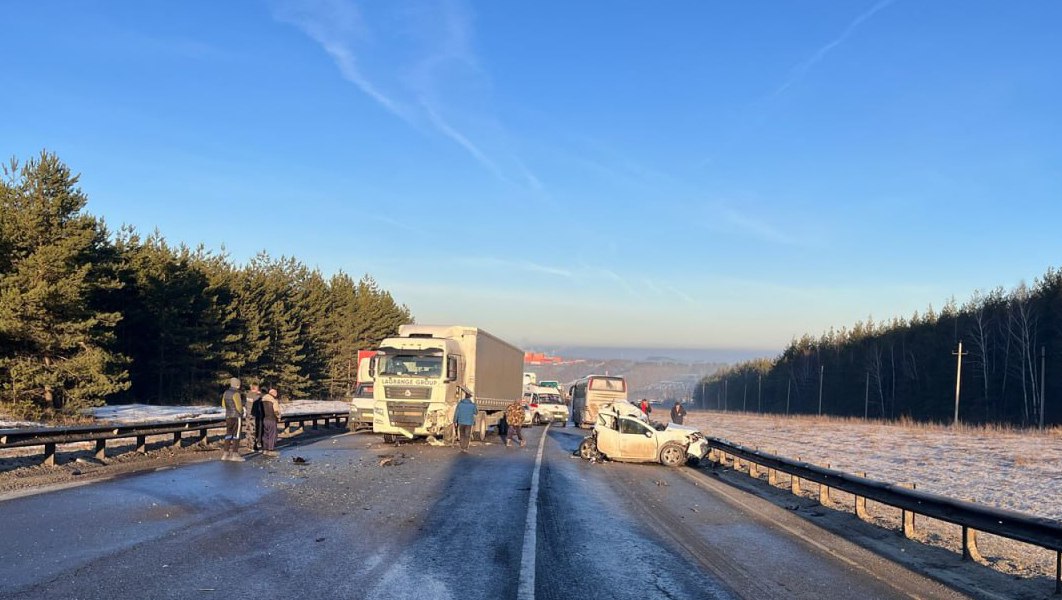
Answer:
[{"xmin": 372, "ymin": 325, "xmax": 523, "ymax": 441}]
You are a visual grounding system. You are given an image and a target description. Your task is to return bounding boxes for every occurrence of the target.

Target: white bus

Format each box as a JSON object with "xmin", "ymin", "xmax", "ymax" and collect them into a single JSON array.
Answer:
[{"xmin": 569, "ymin": 375, "xmax": 628, "ymax": 428}]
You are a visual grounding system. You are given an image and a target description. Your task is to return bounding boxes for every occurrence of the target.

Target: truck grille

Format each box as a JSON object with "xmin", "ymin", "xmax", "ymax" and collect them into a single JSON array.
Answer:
[
  {"xmin": 386, "ymin": 402, "xmax": 427, "ymax": 427},
  {"xmin": 385, "ymin": 386, "xmax": 431, "ymax": 400}
]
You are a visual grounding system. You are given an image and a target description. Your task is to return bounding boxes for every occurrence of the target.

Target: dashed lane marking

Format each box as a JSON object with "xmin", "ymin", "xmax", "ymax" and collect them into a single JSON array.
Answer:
[{"xmin": 518, "ymin": 424, "xmax": 550, "ymax": 600}]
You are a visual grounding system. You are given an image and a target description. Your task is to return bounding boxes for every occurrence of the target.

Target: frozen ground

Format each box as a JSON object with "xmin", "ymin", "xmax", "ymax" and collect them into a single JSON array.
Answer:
[
  {"xmin": 0, "ymin": 400, "xmax": 350, "ymax": 429},
  {"xmin": 88, "ymin": 400, "xmax": 351, "ymax": 424},
  {"xmin": 686, "ymin": 410, "xmax": 1062, "ymax": 581}
]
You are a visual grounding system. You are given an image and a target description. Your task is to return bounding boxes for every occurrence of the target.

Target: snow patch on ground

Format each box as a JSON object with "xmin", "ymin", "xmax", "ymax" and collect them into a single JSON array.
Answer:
[
  {"xmin": 686, "ymin": 410, "xmax": 1062, "ymax": 581},
  {"xmin": 89, "ymin": 400, "xmax": 351, "ymax": 424},
  {"xmin": 687, "ymin": 410, "xmax": 1062, "ymax": 520},
  {"xmin": 2, "ymin": 400, "xmax": 352, "ymax": 430}
]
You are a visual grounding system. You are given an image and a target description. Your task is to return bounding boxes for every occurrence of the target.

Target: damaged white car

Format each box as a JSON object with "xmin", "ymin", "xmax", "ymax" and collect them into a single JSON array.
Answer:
[{"xmin": 578, "ymin": 402, "xmax": 709, "ymax": 467}]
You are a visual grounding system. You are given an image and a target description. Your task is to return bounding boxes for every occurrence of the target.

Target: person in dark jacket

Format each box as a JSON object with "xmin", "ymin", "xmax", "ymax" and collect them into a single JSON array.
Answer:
[
  {"xmin": 246, "ymin": 384, "xmax": 264, "ymax": 451},
  {"xmin": 453, "ymin": 393, "xmax": 478, "ymax": 452},
  {"xmin": 221, "ymin": 378, "xmax": 245, "ymax": 461},
  {"xmin": 670, "ymin": 400, "xmax": 687, "ymax": 425},
  {"xmin": 260, "ymin": 388, "xmax": 282, "ymax": 457}
]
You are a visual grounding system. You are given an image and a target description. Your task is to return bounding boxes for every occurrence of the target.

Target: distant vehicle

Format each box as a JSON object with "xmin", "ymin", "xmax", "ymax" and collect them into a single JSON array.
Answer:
[
  {"xmin": 350, "ymin": 350, "xmax": 377, "ymax": 430},
  {"xmin": 569, "ymin": 375, "xmax": 628, "ymax": 428},
  {"xmin": 578, "ymin": 402, "xmax": 708, "ymax": 467},
  {"xmin": 523, "ymin": 372, "xmax": 537, "ymax": 385},
  {"xmin": 372, "ymin": 325, "xmax": 522, "ymax": 442},
  {"xmin": 523, "ymin": 384, "xmax": 570, "ymax": 425}
]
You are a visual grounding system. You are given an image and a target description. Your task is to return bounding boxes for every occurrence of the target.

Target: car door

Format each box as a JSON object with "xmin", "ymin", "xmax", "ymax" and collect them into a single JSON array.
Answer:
[
  {"xmin": 618, "ymin": 417, "xmax": 658, "ymax": 461},
  {"xmin": 595, "ymin": 413, "xmax": 621, "ymax": 457}
]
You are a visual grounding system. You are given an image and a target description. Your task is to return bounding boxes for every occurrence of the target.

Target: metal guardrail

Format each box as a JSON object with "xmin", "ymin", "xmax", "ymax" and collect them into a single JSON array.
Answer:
[
  {"xmin": 705, "ymin": 437, "xmax": 1062, "ymax": 594},
  {"xmin": 0, "ymin": 410, "xmax": 350, "ymax": 466}
]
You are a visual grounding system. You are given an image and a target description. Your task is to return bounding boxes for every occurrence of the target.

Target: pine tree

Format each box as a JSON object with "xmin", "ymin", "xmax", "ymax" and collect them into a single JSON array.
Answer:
[{"xmin": 0, "ymin": 152, "xmax": 128, "ymax": 418}]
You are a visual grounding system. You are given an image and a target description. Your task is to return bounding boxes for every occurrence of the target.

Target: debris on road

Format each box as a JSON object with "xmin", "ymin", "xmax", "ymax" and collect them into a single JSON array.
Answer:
[
  {"xmin": 377, "ymin": 453, "xmax": 406, "ymax": 467},
  {"xmin": 292, "ymin": 456, "xmax": 308, "ymax": 464}
]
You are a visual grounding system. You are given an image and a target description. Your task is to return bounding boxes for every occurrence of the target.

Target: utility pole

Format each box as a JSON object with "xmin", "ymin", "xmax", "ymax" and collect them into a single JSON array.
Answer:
[
  {"xmin": 818, "ymin": 364, "xmax": 824, "ymax": 416},
  {"xmin": 1040, "ymin": 346, "xmax": 1046, "ymax": 429},
  {"xmin": 701, "ymin": 380, "xmax": 706, "ymax": 410},
  {"xmin": 758, "ymin": 374, "xmax": 762, "ymax": 413},
  {"xmin": 786, "ymin": 379, "xmax": 791, "ymax": 415},
  {"xmin": 864, "ymin": 372, "xmax": 870, "ymax": 420},
  {"xmin": 953, "ymin": 341, "xmax": 967, "ymax": 426},
  {"xmin": 723, "ymin": 379, "xmax": 728, "ymax": 412},
  {"xmin": 742, "ymin": 377, "xmax": 747, "ymax": 412}
]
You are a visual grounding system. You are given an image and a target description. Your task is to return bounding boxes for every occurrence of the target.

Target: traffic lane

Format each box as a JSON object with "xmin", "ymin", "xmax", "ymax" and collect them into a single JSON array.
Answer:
[
  {"xmin": 536, "ymin": 426, "xmax": 738, "ymax": 600},
  {"xmin": 0, "ymin": 458, "xmax": 270, "ymax": 593},
  {"xmin": 550, "ymin": 426, "xmax": 969, "ymax": 599},
  {"xmin": 0, "ymin": 430, "xmax": 542, "ymax": 600}
]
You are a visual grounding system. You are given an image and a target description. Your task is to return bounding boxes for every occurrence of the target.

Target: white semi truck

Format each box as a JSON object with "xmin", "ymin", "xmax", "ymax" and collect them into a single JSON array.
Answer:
[{"xmin": 371, "ymin": 325, "xmax": 523, "ymax": 442}]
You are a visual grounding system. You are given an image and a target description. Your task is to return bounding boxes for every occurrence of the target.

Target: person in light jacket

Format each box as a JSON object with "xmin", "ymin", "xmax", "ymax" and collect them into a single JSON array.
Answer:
[
  {"xmin": 260, "ymin": 387, "xmax": 282, "ymax": 457},
  {"xmin": 453, "ymin": 392, "xmax": 478, "ymax": 453}
]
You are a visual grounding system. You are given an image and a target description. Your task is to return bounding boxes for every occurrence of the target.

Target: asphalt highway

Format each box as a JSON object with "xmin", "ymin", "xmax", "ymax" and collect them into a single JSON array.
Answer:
[{"xmin": 0, "ymin": 425, "xmax": 973, "ymax": 599}]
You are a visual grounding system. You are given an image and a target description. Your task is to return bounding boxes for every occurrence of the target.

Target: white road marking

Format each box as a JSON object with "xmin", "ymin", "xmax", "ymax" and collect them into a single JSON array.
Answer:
[{"xmin": 518, "ymin": 424, "xmax": 550, "ymax": 600}]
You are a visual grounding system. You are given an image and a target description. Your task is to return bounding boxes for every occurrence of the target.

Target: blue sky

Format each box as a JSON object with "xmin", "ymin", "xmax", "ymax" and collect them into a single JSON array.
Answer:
[{"xmin": 2, "ymin": 1, "xmax": 1060, "ymax": 355}]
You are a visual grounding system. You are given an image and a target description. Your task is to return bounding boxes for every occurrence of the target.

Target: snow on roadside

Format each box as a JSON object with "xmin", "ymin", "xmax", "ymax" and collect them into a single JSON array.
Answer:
[
  {"xmin": 686, "ymin": 410, "xmax": 1062, "ymax": 580},
  {"xmin": 686, "ymin": 410, "xmax": 1062, "ymax": 521},
  {"xmin": 89, "ymin": 400, "xmax": 351, "ymax": 424},
  {"xmin": 3, "ymin": 400, "xmax": 352, "ymax": 430}
]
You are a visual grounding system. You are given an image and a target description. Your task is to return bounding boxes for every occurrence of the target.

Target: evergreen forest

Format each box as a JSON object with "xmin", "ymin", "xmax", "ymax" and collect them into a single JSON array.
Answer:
[
  {"xmin": 0, "ymin": 152, "xmax": 412, "ymax": 420},
  {"xmin": 695, "ymin": 274, "xmax": 1062, "ymax": 427}
]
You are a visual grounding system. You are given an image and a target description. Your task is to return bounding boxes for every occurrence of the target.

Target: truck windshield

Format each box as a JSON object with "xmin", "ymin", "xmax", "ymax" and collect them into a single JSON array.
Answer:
[{"xmin": 378, "ymin": 353, "xmax": 443, "ymax": 377}]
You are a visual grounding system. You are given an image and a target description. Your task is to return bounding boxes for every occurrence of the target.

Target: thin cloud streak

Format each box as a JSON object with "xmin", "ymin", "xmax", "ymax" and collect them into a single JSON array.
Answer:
[
  {"xmin": 719, "ymin": 206, "xmax": 800, "ymax": 246},
  {"xmin": 274, "ymin": 0, "xmax": 543, "ymax": 192},
  {"xmin": 772, "ymin": 0, "xmax": 897, "ymax": 98}
]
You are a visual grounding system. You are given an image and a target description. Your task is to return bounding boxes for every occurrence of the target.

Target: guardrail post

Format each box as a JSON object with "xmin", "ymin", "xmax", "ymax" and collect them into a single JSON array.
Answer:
[
  {"xmin": 136, "ymin": 435, "xmax": 147, "ymax": 454},
  {"xmin": 790, "ymin": 457, "xmax": 802, "ymax": 495},
  {"xmin": 898, "ymin": 482, "xmax": 916, "ymax": 538},
  {"xmin": 749, "ymin": 460, "xmax": 760, "ymax": 479},
  {"xmin": 44, "ymin": 442, "xmax": 57, "ymax": 466},
  {"xmin": 95, "ymin": 439, "xmax": 107, "ymax": 460},
  {"xmin": 312, "ymin": 419, "xmax": 319, "ymax": 430},
  {"xmin": 818, "ymin": 464, "xmax": 832, "ymax": 506},
  {"xmin": 962, "ymin": 526, "xmax": 983, "ymax": 562},
  {"xmin": 733, "ymin": 455, "xmax": 742, "ymax": 472},
  {"xmin": 171, "ymin": 432, "xmax": 182, "ymax": 447},
  {"xmin": 197, "ymin": 428, "xmax": 207, "ymax": 445},
  {"xmin": 855, "ymin": 472, "xmax": 869, "ymax": 520},
  {"xmin": 767, "ymin": 448, "xmax": 778, "ymax": 485},
  {"xmin": 1055, "ymin": 550, "xmax": 1060, "ymax": 595}
]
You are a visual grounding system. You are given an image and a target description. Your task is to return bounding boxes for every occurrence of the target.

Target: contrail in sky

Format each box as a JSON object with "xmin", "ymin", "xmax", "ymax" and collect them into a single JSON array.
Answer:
[{"xmin": 773, "ymin": 0, "xmax": 897, "ymax": 98}]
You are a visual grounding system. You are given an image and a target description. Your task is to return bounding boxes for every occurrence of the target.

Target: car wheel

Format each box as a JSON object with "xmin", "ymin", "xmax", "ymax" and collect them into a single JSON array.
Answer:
[
  {"xmin": 382, "ymin": 434, "xmax": 398, "ymax": 444},
  {"xmin": 578, "ymin": 437, "xmax": 598, "ymax": 460},
  {"xmin": 659, "ymin": 443, "xmax": 685, "ymax": 467}
]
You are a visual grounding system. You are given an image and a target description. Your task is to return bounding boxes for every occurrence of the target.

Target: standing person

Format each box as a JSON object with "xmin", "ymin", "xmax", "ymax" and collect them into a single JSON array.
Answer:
[
  {"xmin": 260, "ymin": 387, "xmax": 282, "ymax": 457},
  {"xmin": 453, "ymin": 392, "xmax": 478, "ymax": 453},
  {"xmin": 505, "ymin": 398, "xmax": 526, "ymax": 448},
  {"xmin": 639, "ymin": 398, "xmax": 652, "ymax": 416},
  {"xmin": 246, "ymin": 383, "xmax": 264, "ymax": 451},
  {"xmin": 670, "ymin": 400, "xmax": 687, "ymax": 425},
  {"xmin": 221, "ymin": 378, "xmax": 245, "ymax": 461}
]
